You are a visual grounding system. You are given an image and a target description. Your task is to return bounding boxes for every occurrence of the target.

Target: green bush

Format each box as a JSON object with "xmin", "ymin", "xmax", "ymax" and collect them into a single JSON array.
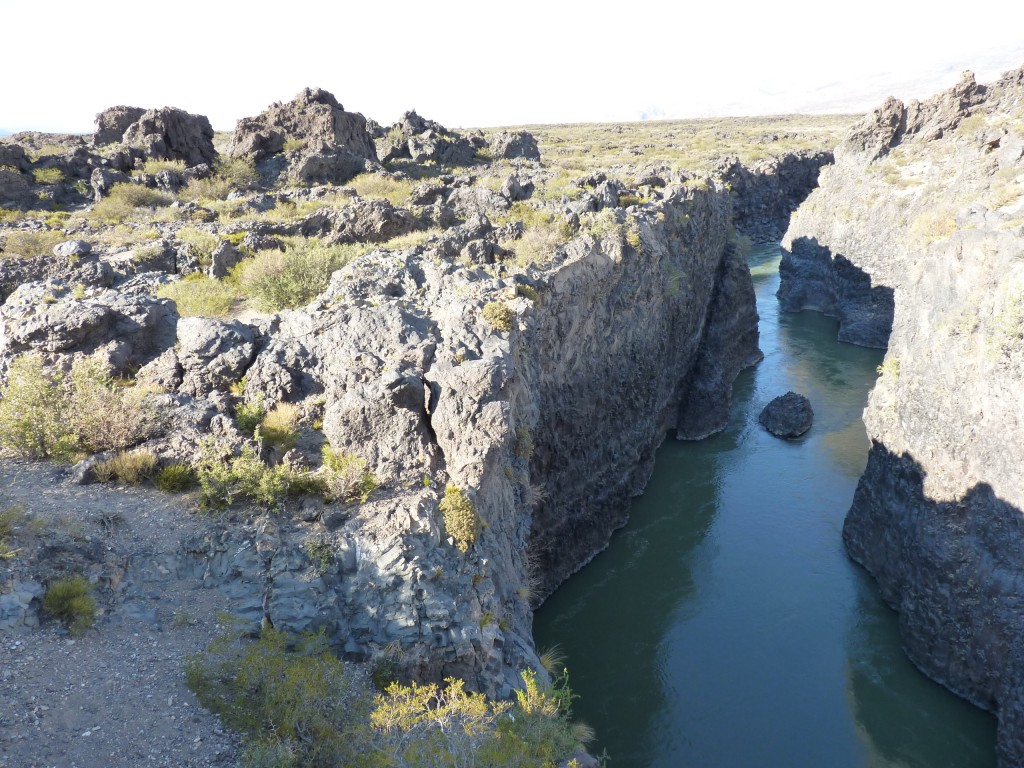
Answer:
[
  {"xmin": 0, "ymin": 354, "xmax": 75, "ymax": 459},
  {"xmin": 482, "ymin": 301, "xmax": 515, "ymax": 332},
  {"xmin": 232, "ymin": 239, "xmax": 363, "ymax": 312},
  {"xmin": 32, "ymin": 167, "xmax": 65, "ymax": 185},
  {"xmin": 157, "ymin": 274, "xmax": 238, "ymax": 318},
  {"xmin": 42, "ymin": 576, "xmax": 96, "ymax": 635},
  {"xmin": 154, "ymin": 463, "xmax": 197, "ymax": 492},
  {"xmin": 234, "ymin": 400, "xmax": 267, "ymax": 436},
  {"xmin": 439, "ymin": 485, "xmax": 480, "ymax": 553},
  {"xmin": 322, "ymin": 446, "xmax": 378, "ymax": 503},
  {"xmin": 195, "ymin": 442, "xmax": 291, "ymax": 509}
]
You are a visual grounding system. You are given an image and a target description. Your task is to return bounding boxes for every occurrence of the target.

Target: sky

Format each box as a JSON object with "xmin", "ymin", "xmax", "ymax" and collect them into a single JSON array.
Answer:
[{"xmin": 3, "ymin": 1, "xmax": 1024, "ymax": 134}]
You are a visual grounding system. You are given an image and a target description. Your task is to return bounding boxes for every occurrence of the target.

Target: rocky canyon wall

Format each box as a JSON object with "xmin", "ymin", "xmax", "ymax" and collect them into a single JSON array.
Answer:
[{"xmin": 780, "ymin": 66, "xmax": 1024, "ymax": 765}]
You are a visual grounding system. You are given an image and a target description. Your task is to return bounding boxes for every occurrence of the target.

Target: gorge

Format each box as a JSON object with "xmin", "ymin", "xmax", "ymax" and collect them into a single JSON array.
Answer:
[{"xmin": 1, "ymin": 66, "xmax": 1022, "ymax": 768}]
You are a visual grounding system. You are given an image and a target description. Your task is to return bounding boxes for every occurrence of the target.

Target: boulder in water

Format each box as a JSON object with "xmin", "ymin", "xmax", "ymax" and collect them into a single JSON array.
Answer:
[{"xmin": 758, "ymin": 391, "xmax": 813, "ymax": 439}]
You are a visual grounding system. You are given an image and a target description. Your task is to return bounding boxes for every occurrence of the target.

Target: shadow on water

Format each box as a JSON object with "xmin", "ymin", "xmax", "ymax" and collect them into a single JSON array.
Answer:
[{"xmin": 533, "ymin": 243, "xmax": 997, "ymax": 768}]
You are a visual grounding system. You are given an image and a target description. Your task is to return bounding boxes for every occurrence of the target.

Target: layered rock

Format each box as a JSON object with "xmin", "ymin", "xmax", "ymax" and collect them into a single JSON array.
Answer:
[
  {"xmin": 122, "ymin": 107, "xmax": 216, "ymax": 167},
  {"xmin": 780, "ymin": 65, "xmax": 1024, "ymax": 765}
]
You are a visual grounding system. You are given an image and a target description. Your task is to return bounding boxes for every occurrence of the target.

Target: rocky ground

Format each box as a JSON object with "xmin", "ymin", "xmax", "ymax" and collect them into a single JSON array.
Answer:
[
  {"xmin": 0, "ymin": 461, "xmax": 238, "ymax": 768},
  {"xmin": 0, "ymin": 91, "xmax": 846, "ymax": 764},
  {"xmin": 780, "ymin": 65, "xmax": 1024, "ymax": 766}
]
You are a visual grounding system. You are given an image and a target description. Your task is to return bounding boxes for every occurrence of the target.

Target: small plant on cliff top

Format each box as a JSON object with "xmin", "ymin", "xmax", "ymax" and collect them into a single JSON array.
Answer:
[
  {"xmin": 439, "ymin": 485, "xmax": 480, "ymax": 553},
  {"xmin": 482, "ymin": 301, "xmax": 515, "ymax": 332},
  {"xmin": 321, "ymin": 446, "xmax": 379, "ymax": 503}
]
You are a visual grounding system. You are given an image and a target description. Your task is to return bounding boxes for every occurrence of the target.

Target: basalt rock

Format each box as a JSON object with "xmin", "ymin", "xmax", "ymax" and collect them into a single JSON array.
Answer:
[
  {"xmin": 758, "ymin": 392, "xmax": 813, "ymax": 439},
  {"xmin": 122, "ymin": 107, "xmax": 216, "ymax": 167},
  {"xmin": 781, "ymin": 64, "xmax": 1024, "ymax": 765},
  {"xmin": 377, "ymin": 110, "xmax": 480, "ymax": 166},
  {"xmin": 0, "ymin": 281, "xmax": 177, "ymax": 378},
  {"xmin": 93, "ymin": 105, "xmax": 147, "ymax": 146},
  {"xmin": 228, "ymin": 87, "xmax": 378, "ymax": 164}
]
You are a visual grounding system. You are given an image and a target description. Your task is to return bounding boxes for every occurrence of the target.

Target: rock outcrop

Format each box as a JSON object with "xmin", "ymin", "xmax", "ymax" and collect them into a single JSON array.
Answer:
[
  {"xmin": 489, "ymin": 130, "xmax": 541, "ymax": 161},
  {"xmin": 122, "ymin": 107, "xmax": 216, "ymax": 167},
  {"xmin": 757, "ymin": 391, "xmax": 813, "ymax": 439},
  {"xmin": 228, "ymin": 87, "xmax": 378, "ymax": 186},
  {"xmin": 376, "ymin": 110, "xmax": 482, "ymax": 166},
  {"xmin": 780, "ymin": 65, "xmax": 1024, "ymax": 766},
  {"xmin": 93, "ymin": 106, "xmax": 147, "ymax": 146}
]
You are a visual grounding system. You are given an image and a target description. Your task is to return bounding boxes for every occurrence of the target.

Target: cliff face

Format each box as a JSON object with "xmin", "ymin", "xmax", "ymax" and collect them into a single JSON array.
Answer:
[
  {"xmin": 780, "ymin": 66, "xmax": 1024, "ymax": 765},
  {"xmin": 524, "ymin": 190, "xmax": 761, "ymax": 598},
  {"xmin": 173, "ymin": 183, "xmax": 760, "ymax": 697}
]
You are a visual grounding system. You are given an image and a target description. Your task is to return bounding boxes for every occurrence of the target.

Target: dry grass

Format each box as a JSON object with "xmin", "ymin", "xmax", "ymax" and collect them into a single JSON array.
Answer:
[
  {"xmin": 486, "ymin": 114, "xmax": 855, "ymax": 176},
  {"xmin": 347, "ymin": 173, "xmax": 416, "ymax": 207}
]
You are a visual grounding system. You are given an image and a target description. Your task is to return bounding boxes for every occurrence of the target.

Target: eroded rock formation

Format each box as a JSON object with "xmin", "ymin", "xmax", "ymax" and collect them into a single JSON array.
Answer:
[{"xmin": 780, "ymin": 65, "xmax": 1024, "ymax": 766}]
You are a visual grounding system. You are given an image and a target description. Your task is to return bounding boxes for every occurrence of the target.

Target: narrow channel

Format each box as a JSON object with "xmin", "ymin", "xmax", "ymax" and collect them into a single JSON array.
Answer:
[{"xmin": 533, "ymin": 243, "xmax": 998, "ymax": 767}]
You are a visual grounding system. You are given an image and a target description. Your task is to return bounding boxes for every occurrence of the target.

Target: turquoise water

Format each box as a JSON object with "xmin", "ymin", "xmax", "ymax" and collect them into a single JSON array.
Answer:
[{"xmin": 533, "ymin": 243, "xmax": 997, "ymax": 768}]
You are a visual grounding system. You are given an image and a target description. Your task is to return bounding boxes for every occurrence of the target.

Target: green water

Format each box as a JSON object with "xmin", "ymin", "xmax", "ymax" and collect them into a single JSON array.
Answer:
[{"xmin": 533, "ymin": 243, "xmax": 997, "ymax": 768}]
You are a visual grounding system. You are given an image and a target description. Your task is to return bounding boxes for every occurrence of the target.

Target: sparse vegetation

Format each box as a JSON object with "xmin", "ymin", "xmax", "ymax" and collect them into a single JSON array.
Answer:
[
  {"xmin": 156, "ymin": 273, "xmax": 238, "ymax": 317},
  {"xmin": 195, "ymin": 441, "xmax": 294, "ymax": 509},
  {"xmin": 186, "ymin": 624, "xmax": 592, "ymax": 768},
  {"xmin": 42, "ymin": 576, "xmax": 96, "ymax": 635},
  {"xmin": 482, "ymin": 301, "xmax": 515, "ymax": 332},
  {"xmin": 93, "ymin": 448, "xmax": 159, "ymax": 485},
  {"xmin": 260, "ymin": 402, "xmax": 301, "ymax": 451},
  {"xmin": 306, "ymin": 538, "xmax": 334, "ymax": 576},
  {"xmin": 89, "ymin": 183, "xmax": 173, "ymax": 224},
  {"xmin": 439, "ymin": 485, "xmax": 480, "ymax": 552},
  {"xmin": 32, "ymin": 167, "xmax": 64, "ymax": 185},
  {"xmin": 321, "ymin": 446, "xmax": 378, "ymax": 503},
  {"xmin": 234, "ymin": 400, "xmax": 267, "ymax": 436},
  {"xmin": 0, "ymin": 229, "xmax": 64, "ymax": 259},
  {"xmin": 348, "ymin": 173, "xmax": 417, "ymax": 207},
  {"xmin": 232, "ymin": 238, "xmax": 365, "ymax": 312}
]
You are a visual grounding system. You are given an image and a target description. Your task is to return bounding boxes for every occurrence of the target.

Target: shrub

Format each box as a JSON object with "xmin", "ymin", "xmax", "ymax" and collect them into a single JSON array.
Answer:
[
  {"xmin": 306, "ymin": 539, "xmax": 334, "ymax": 576},
  {"xmin": 185, "ymin": 626, "xmax": 375, "ymax": 767},
  {"xmin": 32, "ymin": 167, "xmax": 65, "ymax": 185},
  {"xmin": 94, "ymin": 448, "xmax": 158, "ymax": 485},
  {"xmin": 176, "ymin": 227, "xmax": 220, "ymax": 266},
  {"xmin": 0, "ymin": 354, "xmax": 75, "ymax": 459},
  {"xmin": 322, "ymin": 446, "xmax": 378, "ymax": 503},
  {"xmin": 0, "ymin": 229, "xmax": 65, "ymax": 259},
  {"xmin": 89, "ymin": 183, "xmax": 173, "ymax": 224},
  {"xmin": 439, "ymin": 485, "xmax": 480, "ymax": 552},
  {"xmin": 482, "ymin": 301, "xmax": 515, "ymax": 332},
  {"xmin": 260, "ymin": 402, "xmax": 300, "ymax": 451},
  {"xmin": 195, "ymin": 442, "xmax": 291, "ymax": 509},
  {"xmin": 156, "ymin": 274, "xmax": 237, "ymax": 318},
  {"xmin": 180, "ymin": 157, "xmax": 260, "ymax": 202},
  {"xmin": 234, "ymin": 400, "xmax": 267, "ymax": 436},
  {"xmin": 187, "ymin": 625, "xmax": 592, "ymax": 768},
  {"xmin": 67, "ymin": 358, "xmax": 164, "ymax": 454},
  {"xmin": 154, "ymin": 463, "xmax": 197, "ymax": 492},
  {"xmin": 142, "ymin": 158, "xmax": 187, "ymax": 175},
  {"xmin": 232, "ymin": 239, "xmax": 364, "ymax": 312},
  {"xmin": 42, "ymin": 576, "xmax": 96, "ymax": 635}
]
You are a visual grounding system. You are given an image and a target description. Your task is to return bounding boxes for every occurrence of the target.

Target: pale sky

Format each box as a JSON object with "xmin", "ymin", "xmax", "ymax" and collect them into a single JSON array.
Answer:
[{"xmin": 3, "ymin": 1, "xmax": 1024, "ymax": 134}]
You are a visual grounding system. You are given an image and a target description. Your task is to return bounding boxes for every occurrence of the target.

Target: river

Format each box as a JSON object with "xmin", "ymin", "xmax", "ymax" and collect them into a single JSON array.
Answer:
[{"xmin": 533, "ymin": 243, "xmax": 997, "ymax": 767}]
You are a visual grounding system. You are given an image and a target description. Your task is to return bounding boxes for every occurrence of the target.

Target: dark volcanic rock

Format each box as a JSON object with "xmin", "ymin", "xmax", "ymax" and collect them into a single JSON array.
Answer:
[
  {"xmin": 122, "ymin": 107, "xmax": 216, "ymax": 167},
  {"xmin": 376, "ymin": 110, "xmax": 479, "ymax": 166},
  {"xmin": 758, "ymin": 392, "xmax": 813, "ymax": 439},
  {"xmin": 228, "ymin": 87, "xmax": 377, "ymax": 164},
  {"xmin": 93, "ymin": 105, "xmax": 146, "ymax": 146},
  {"xmin": 782, "ymin": 63, "xmax": 1024, "ymax": 765}
]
